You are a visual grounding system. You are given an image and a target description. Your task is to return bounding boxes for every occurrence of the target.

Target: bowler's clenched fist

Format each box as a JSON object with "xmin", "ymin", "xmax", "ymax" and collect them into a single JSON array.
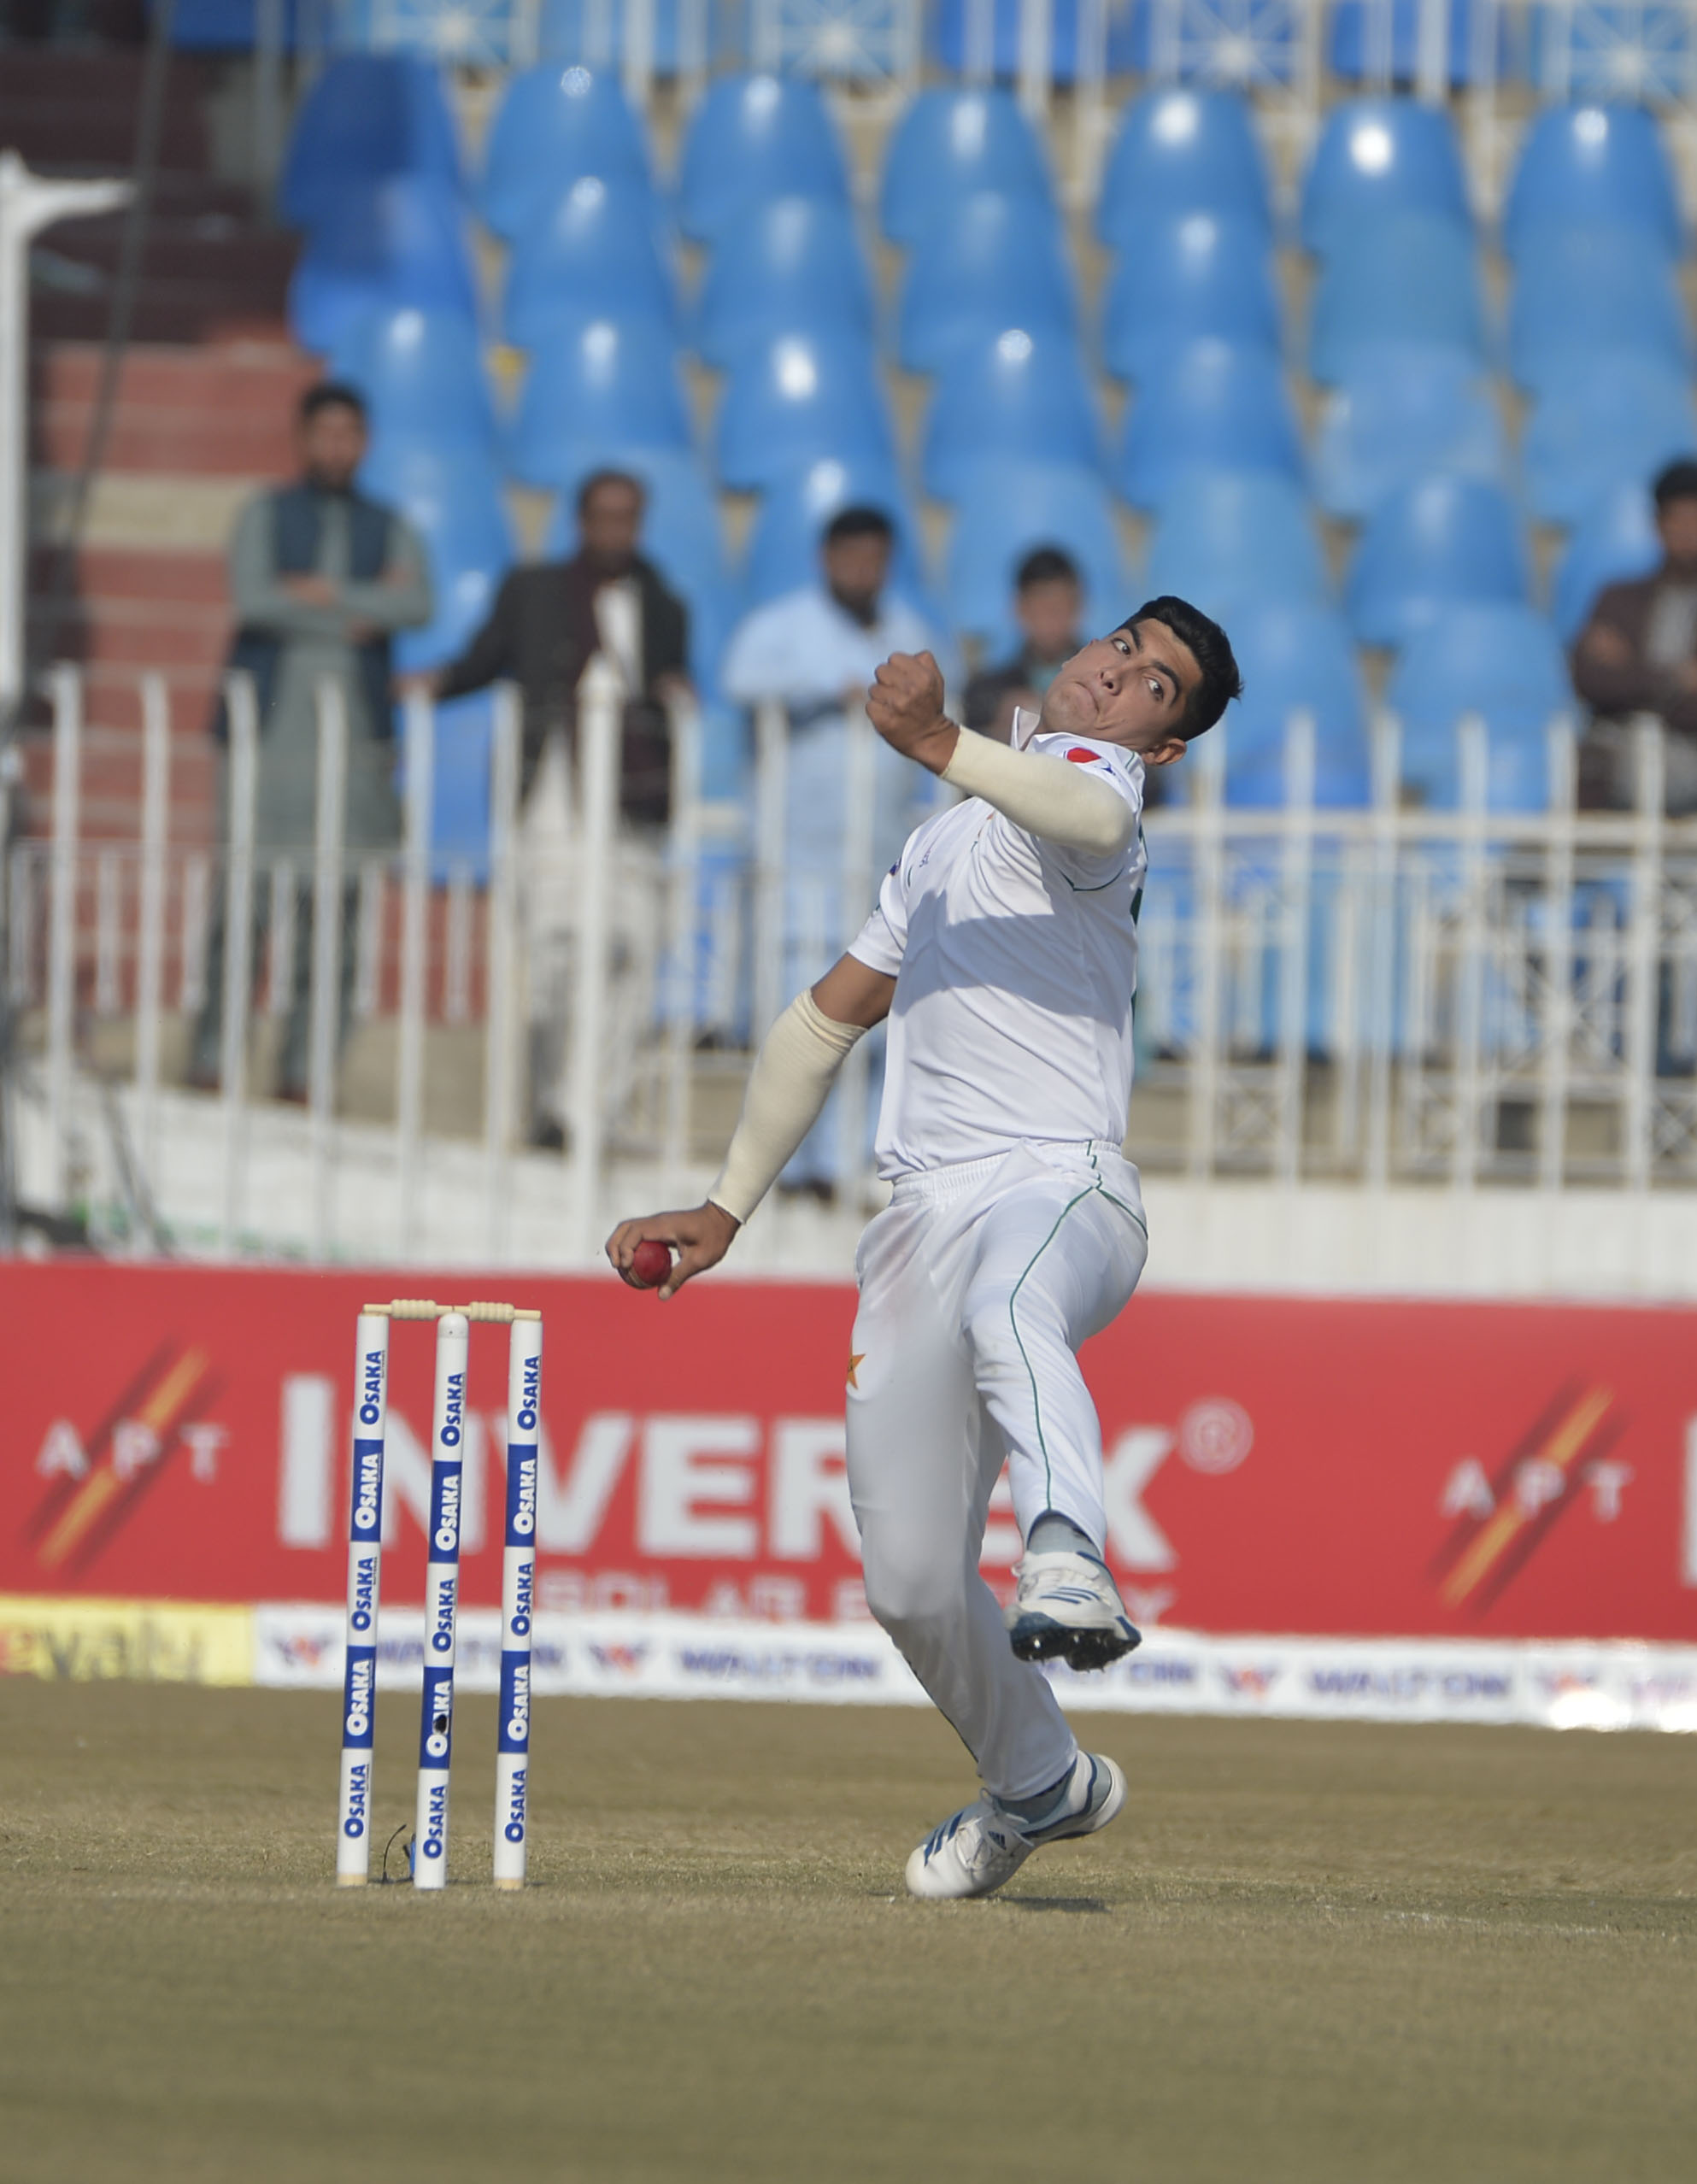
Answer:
[{"xmin": 867, "ymin": 651, "xmax": 960, "ymax": 774}]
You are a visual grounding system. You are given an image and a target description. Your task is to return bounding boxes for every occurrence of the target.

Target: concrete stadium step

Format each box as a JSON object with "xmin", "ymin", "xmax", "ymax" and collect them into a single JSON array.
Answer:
[{"xmin": 33, "ymin": 341, "xmax": 311, "ymax": 475}]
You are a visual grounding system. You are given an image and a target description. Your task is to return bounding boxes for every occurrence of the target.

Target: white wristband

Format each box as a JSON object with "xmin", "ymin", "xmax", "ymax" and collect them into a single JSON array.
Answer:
[
  {"xmin": 708, "ymin": 989, "xmax": 866, "ymax": 1224},
  {"xmin": 942, "ymin": 725, "xmax": 1135, "ymax": 858}
]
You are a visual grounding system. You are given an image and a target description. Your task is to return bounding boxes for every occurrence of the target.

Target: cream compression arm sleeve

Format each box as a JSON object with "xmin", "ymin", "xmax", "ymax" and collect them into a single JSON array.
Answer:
[
  {"xmin": 708, "ymin": 989, "xmax": 867, "ymax": 1224},
  {"xmin": 940, "ymin": 725, "xmax": 1136, "ymax": 858}
]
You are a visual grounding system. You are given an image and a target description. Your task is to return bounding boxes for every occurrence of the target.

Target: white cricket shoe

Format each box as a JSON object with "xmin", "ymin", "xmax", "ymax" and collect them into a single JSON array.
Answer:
[
  {"xmin": 1004, "ymin": 1549, "xmax": 1142, "ymax": 1670},
  {"xmin": 904, "ymin": 1751, "xmax": 1127, "ymax": 1901}
]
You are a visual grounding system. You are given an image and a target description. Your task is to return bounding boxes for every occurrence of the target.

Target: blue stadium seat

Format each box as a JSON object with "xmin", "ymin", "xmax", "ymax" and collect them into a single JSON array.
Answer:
[
  {"xmin": 364, "ymin": 441, "xmax": 514, "ymax": 698},
  {"xmin": 1329, "ymin": 0, "xmax": 1507, "ymax": 86},
  {"xmin": 676, "ymin": 75, "xmax": 850, "ymax": 246},
  {"xmin": 1101, "ymin": 213, "xmax": 1280, "ymax": 385},
  {"xmin": 1307, "ymin": 211, "xmax": 1488, "ymax": 384},
  {"xmin": 1526, "ymin": 12, "xmax": 1695, "ymax": 116},
  {"xmin": 878, "ymin": 88, "xmax": 1054, "ymax": 247},
  {"xmin": 1312, "ymin": 341, "xmax": 1506, "ymax": 520},
  {"xmin": 502, "ymin": 174, "xmax": 676, "ymax": 349},
  {"xmin": 1142, "ymin": 468, "xmax": 1329, "ymax": 616},
  {"xmin": 930, "ymin": 0, "xmax": 1141, "ymax": 81},
  {"xmin": 716, "ymin": 332, "xmax": 895, "ymax": 493},
  {"xmin": 541, "ymin": 445, "xmax": 726, "ymax": 598},
  {"xmin": 1522, "ymin": 350, "xmax": 1697, "ymax": 525},
  {"xmin": 1095, "ymin": 88, "xmax": 1273, "ymax": 250},
  {"xmin": 170, "ymin": 0, "xmax": 302, "ymax": 49},
  {"xmin": 1503, "ymin": 101, "xmax": 1682, "ymax": 260},
  {"xmin": 1219, "ymin": 601, "xmax": 1371, "ymax": 808},
  {"xmin": 1552, "ymin": 481, "xmax": 1662, "ymax": 642},
  {"xmin": 1299, "ymin": 97, "xmax": 1471, "ymax": 258},
  {"xmin": 1506, "ymin": 223, "xmax": 1690, "ymax": 395},
  {"xmin": 535, "ymin": 0, "xmax": 690, "ymax": 74},
  {"xmin": 942, "ymin": 458, "xmax": 1130, "ymax": 653},
  {"xmin": 895, "ymin": 192, "xmax": 1076, "ymax": 374},
  {"xmin": 478, "ymin": 64, "xmax": 653, "ymax": 243},
  {"xmin": 1116, "ymin": 339, "xmax": 1305, "ymax": 511},
  {"xmin": 921, "ymin": 326, "xmax": 1102, "ymax": 502},
  {"xmin": 330, "ymin": 307, "xmax": 499, "ymax": 456},
  {"xmin": 1347, "ymin": 475, "xmax": 1530, "ymax": 648},
  {"xmin": 508, "ymin": 315, "xmax": 693, "ymax": 488},
  {"xmin": 1388, "ymin": 603, "xmax": 1570, "ymax": 809},
  {"xmin": 287, "ymin": 178, "xmax": 480, "ymax": 357},
  {"xmin": 279, "ymin": 55, "xmax": 461, "ymax": 231},
  {"xmin": 693, "ymin": 197, "xmax": 877, "ymax": 372},
  {"xmin": 743, "ymin": 455, "xmax": 927, "ymax": 608}
]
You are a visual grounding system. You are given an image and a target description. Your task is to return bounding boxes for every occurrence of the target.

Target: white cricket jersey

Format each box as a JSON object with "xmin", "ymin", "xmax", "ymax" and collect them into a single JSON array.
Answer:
[{"xmin": 847, "ymin": 726, "xmax": 1148, "ymax": 1179}]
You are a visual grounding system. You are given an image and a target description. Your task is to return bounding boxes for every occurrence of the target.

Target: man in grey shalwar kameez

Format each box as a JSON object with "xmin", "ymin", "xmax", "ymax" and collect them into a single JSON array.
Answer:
[{"xmin": 191, "ymin": 382, "xmax": 431, "ymax": 1099}]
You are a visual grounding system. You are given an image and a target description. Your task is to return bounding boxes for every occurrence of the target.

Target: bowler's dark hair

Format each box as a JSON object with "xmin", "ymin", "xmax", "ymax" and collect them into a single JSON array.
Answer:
[
  {"xmin": 1653, "ymin": 457, "xmax": 1697, "ymax": 510},
  {"xmin": 824, "ymin": 504, "xmax": 894, "ymax": 547},
  {"xmin": 300, "ymin": 379, "xmax": 367, "ymax": 426},
  {"xmin": 1016, "ymin": 545, "xmax": 1081, "ymax": 591},
  {"xmin": 577, "ymin": 467, "xmax": 647, "ymax": 517},
  {"xmin": 1120, "ymin": 595, "xmax": 1242, "ymax": 740}
]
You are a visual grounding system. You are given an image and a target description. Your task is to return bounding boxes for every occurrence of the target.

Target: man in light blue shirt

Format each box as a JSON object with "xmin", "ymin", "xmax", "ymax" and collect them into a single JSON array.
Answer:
[{"xmin": 721, "ymin": 506, "xmax": 954, "ymax": 1196}]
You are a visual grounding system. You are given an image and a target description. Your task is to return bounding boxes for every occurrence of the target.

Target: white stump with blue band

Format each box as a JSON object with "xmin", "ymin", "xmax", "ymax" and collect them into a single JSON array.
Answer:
[
  {"xmin": 413, "ymin": 1309, "xmax": 469, "ymax": 1890},
  {"xmin": 336, "ymin": 1299, "xmax": 542, "ymax": 1893},
  {"xmin": 335, "ymin": 1310, "xmax": 390, "ymax": 1886},
  {"xmin": 493, "ymin": 1312, "xmax": 543, "ymax": 1889}
]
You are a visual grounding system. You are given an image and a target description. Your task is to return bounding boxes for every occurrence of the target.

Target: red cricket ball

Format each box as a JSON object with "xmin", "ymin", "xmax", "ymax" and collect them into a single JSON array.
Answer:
[{"xmin": 630, "ymin": 1238, "xmax": 673, "ymax": 1290}]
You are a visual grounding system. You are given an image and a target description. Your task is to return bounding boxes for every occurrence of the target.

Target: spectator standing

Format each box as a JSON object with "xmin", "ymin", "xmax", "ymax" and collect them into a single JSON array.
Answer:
[
  {"xmin": 963, "ymin": 546, "xmax": 1087, "ymax": 743},
  {"xmin": 410, "ymin": 469, "xmax": 692, "ymax": 1148},
  {"xmin": 420, "ymin": 468, "xmax": 690, "ymax": 823},
  {"xmin": 1571, "ymin": 457, "xmax": 1697, "ymax": 814},
  {"xmin": 191, "ymin": 382, "xmax": 431, "ymax": 1100},
  {"xmin": 720, "ymin": 506, "xmax": 954, "ymax": 1197}
]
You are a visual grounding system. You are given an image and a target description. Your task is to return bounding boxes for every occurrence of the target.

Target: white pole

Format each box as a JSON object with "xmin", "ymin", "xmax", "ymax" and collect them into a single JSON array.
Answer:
[
  {"xmin": 1539, "ymin": 718, "xmax": 1577, "ymax": 1194},
  {"xmin": 0, "ymin": 157, "xmax": 132, "ymax": 719},
  {"xmin": 567, "ymin": 656, "xmax": 621, "ymax": 1264},
  {"xmin": 219, "ymin": 672, "xmax": 258, "ymax": 1257},
  {"xmin": 1017, "ymin": 0, "xmax": 1054, "ymax": 121},
  {"xmin": 622, "ymin": 0, "xmax": 655, "ymax": 113},
  {"xmin": 662, "ymin": 688, "xmax": 702, "ymax": 1183},
  {"xmin": 1273, "ymin": 708, "xmax": 1315, "ymax": 1187},
  {"xmin": 414, "ymin": 1309, "xmax": 469, "ymax": 1891},
  {"xmin": 1451, "ymin": 713, "xmax": 1489, "ymax": 1191},
  {"xmin": 493, "ymin": 1311, "xmax": 543, "ymax": 1890},
  {"xmin": 1415, "ymin": 0, "xmax": 1449, "ymax": 103},
  {"xmin": 1624, "ymin": 717, "xmax": 1666, "ymax": 1192},
  {"xmin": 1187, "ymin": 719, "xmax": 1226, "ymax": 1179},
  {"xmin": 336, "ymin": 1308, "xmax": 390, "ymax": 1886},
  {"xmin": 483, "ymin": 684, "xmax": 521, "ymax": 1263},
  {"xmin": 132, "ymin": 672, "xmax": 171, "ymax": 1195},
  {"xmin": 308, "ymin": 678, "xmax": 349, "ymax": 1262},
  {"xmin": 1364, "ymin": 711, "xmax": 1400, "ymax": 1190},
  {"xmin": 836, "ymin": 702, "xmax": 878, "ymax": 1199},
  {"xmin": 752, "ymin": 699, "xmax": 788, "ymax": 1040},
  {"xmin": 397, "ymin": 691, "xmax": 434, "ymax": 1260},
  {"xmin": 45, "ymin": 663, "xmax": 81, "ymax": 1211}
]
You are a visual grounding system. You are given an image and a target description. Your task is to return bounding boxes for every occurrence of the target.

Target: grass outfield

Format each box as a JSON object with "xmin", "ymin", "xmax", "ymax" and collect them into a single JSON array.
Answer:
[{"xmin": 2, "ymin": 1682, "xmax": 1694, "ymax": 2183}]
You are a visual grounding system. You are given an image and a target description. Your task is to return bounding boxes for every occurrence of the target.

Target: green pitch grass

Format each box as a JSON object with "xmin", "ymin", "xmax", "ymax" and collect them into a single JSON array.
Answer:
[{"xmin": 2, "ymin": 1681, "xmax": 1694, "ymax": 2183}]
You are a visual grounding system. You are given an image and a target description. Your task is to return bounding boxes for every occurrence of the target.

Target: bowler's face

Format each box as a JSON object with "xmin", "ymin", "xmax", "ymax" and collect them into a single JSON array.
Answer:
[{"xmin": 1038, "ymin": 619, "xmax": 1197, "ymax": 767}]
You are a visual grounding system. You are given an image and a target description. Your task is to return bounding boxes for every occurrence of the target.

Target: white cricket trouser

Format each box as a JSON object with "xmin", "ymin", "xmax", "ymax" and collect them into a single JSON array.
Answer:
[{"xmin": 845, "ymin": 1142, "xmax": 1148, "ymax": 1800}]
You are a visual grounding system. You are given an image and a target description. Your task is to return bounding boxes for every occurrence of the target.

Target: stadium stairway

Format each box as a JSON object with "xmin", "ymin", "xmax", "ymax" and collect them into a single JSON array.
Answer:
[{"xmin": 13, "ymin": 43, "xmax": 309, "ymax": 851}]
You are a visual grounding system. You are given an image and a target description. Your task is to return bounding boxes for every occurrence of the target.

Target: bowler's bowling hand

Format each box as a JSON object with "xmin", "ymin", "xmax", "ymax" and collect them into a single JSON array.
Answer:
[
  {"xmin": 867, "ymin": 652, "xmax": 959, "ymax": 774},
  {"xmin": 605, "ymin": 1202, "xmax": 740, "ymax": 1300}
]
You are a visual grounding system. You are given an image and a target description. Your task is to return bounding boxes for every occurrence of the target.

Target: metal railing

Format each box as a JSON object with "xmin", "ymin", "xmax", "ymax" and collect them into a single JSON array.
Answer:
[{"xmin": 3, "ymin": 667, "xmax": 1694, "ymax": 1265}]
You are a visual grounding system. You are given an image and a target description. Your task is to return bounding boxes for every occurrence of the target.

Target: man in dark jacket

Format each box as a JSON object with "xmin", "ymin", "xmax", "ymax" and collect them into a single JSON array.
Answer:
[
  {"xmin": 417, "ymin": 467, "xmax": 690, "ymax": 825},
  {"xmin": 191, "ymin": 380, "xmax": 431, "ymax": 1099},
  {"xmin": 1571, "ymin": 457, "xmax": 1697, "ymax": 815}
]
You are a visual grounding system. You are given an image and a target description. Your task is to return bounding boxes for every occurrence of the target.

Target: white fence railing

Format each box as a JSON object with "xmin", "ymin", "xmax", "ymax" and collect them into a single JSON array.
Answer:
[{"xmin": 2, "ymin": 666, "xmax": 1695, "ymax": 1263}]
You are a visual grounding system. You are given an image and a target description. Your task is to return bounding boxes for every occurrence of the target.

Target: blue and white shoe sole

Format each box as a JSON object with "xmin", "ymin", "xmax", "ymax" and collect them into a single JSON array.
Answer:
[{"xmin": 1007, "ymin": 1610, "xmax": 1142, "ymax": 1672}]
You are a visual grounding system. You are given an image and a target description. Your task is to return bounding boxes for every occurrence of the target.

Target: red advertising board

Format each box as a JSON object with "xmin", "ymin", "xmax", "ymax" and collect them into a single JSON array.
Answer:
[{"xmin": 3, "ymin": 1261, "xmax": 1694, "ymax": 1642}]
